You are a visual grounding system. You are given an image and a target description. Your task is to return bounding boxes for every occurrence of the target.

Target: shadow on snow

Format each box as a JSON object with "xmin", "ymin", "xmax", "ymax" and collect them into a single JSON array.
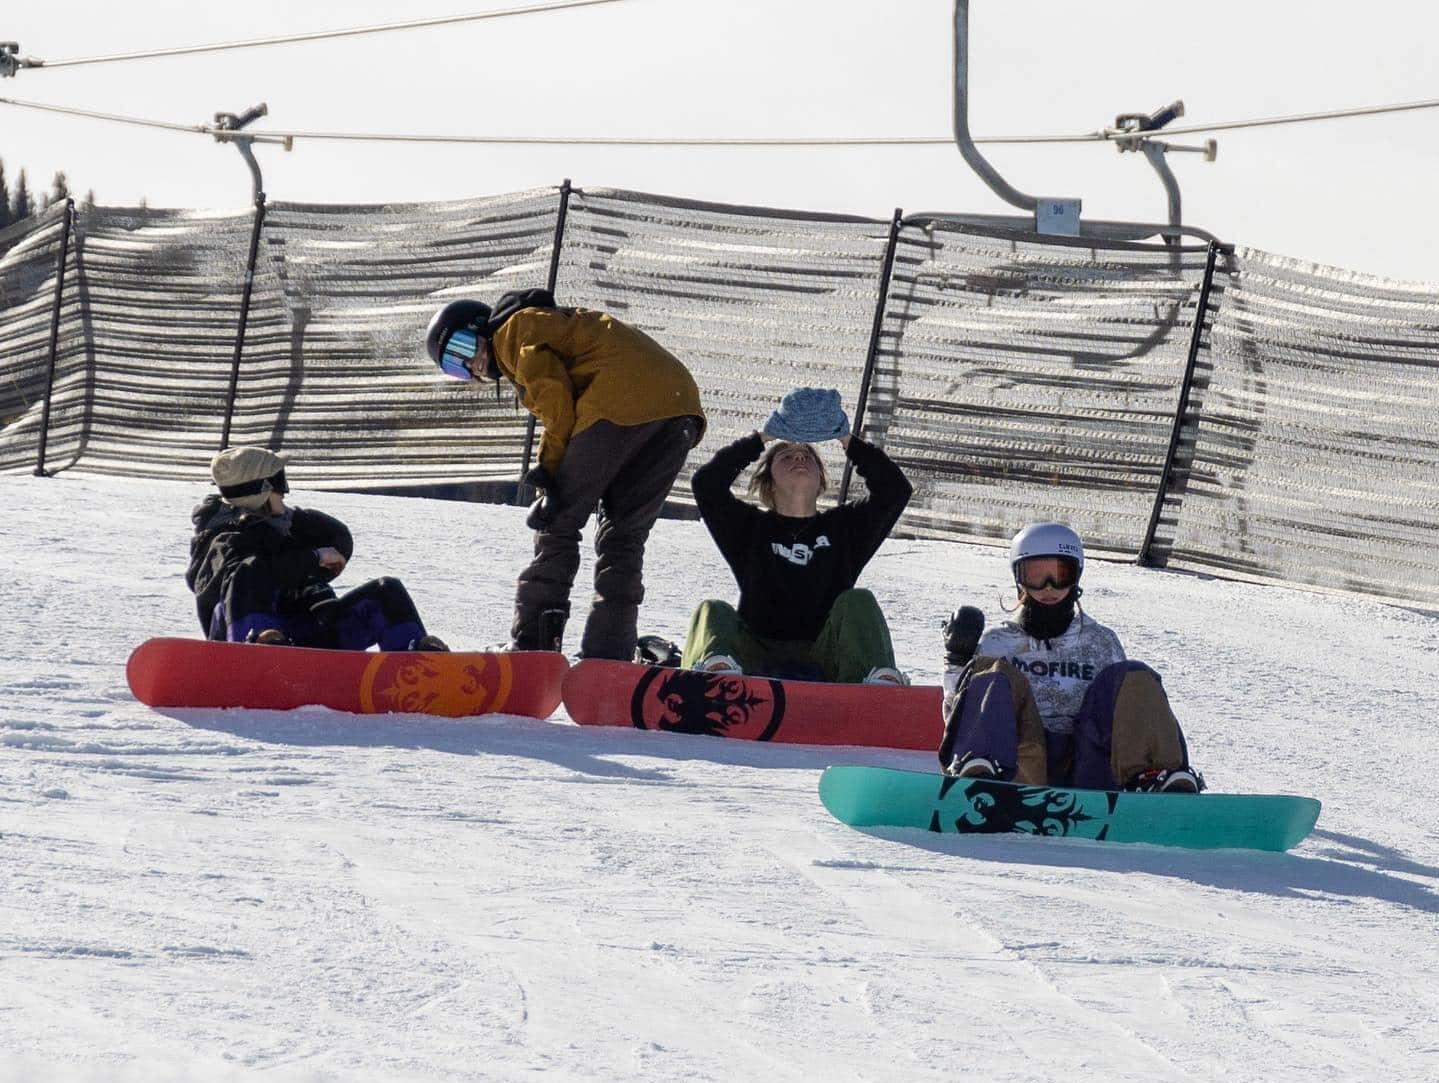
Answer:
[{"xmin": 167, "ymin": 706, "xmax": 1438, "ymax": 915}]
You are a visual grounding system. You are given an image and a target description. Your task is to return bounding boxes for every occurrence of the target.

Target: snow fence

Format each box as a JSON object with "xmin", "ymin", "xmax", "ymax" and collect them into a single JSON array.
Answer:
[{"xmin": 1, "ymin": 185, "xmax": 1436, "ymax": 609}]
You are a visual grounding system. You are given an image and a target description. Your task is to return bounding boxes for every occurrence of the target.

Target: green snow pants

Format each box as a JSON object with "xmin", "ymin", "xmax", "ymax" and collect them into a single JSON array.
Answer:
[{"xmin": 679, "ymin": 588, "xmax": 896, "ymax": 684}]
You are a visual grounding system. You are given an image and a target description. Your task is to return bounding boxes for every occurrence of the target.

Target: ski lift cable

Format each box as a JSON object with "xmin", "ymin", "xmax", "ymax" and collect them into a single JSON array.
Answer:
[
  {"xmin": 1100, "ymin": 96, "xmax": 1439, "ymax": 138},
  {"xmin": 0, "ymin": 95, "xmax": 209, "ymax": 135},
  {"xmin": 2, "ymin": 92, "xmax": 1437, "ymax": 146},
  {"xmin": 0, "ymin": 95, "xmax": 1095, "ymax": 144},
  {"xmin": 11, "ymin": 0, "xmax": 626, "ymax": 70}
]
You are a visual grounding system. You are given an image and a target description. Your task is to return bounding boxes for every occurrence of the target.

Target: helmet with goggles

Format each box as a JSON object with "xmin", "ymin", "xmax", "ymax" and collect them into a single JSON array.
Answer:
[
  {"xmin": 1008, "ymin": 522, "xmax": 1084, "ymax": 592},
  {"xmin": 425, "ymin": 299, "xmax": 495, "ymax": 382}
]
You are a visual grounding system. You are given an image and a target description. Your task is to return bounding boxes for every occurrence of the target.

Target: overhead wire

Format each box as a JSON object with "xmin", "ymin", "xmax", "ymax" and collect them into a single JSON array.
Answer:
[
  {"xmin": 2, "ymin": 93, "xmax": 1437, "ymax": 148},
  {"xmin": 1102, "ymin": 97, "xmax": 1439, "ymax": 138},
  {"xmin": 11, "ymin": 0, "xmax": 625, "ymax": 70},
  {"xmin": 0, "ymin": 96, "xmax": 208, "ymax": 135}
]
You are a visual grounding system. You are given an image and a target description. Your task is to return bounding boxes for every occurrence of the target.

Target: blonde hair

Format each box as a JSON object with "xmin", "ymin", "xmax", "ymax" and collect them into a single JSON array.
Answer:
[{"xmin": 748, "ymin": 441, "xmax": 827, "ymax": 511}]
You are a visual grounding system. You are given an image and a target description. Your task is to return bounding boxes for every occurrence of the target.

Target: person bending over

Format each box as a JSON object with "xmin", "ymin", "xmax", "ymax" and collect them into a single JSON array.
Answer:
[{"xmin": 427, "ymin": 289, "xmax": 704, "ymax": 661}]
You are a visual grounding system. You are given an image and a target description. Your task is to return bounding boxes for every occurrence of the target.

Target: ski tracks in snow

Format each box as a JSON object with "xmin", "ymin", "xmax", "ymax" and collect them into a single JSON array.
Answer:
[{"xmin": 4, "ymin": 476, "xmax": 1439, "ymax": 1081}]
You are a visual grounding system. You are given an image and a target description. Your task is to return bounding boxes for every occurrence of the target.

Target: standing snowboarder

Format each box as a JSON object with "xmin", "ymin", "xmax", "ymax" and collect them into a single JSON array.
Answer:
[
  {"xmin": 187, "ymin": 446, "xmax": 448, "ymax": 652},
  {"xmin": 426, "ymin": 290, "xmax": 705, "ymax": 660},
  {"xmin": 682, "ymin": 387, "xmax": 912, "ymax": 684},
  {"xmin": 938, "ymin": 522, "xmax": 1202, "ymax": 792}
]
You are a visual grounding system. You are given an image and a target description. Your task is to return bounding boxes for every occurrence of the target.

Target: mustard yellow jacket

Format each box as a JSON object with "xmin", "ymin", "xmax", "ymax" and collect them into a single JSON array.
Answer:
[{"xmin": 491, "ymin": 307, "xmax": 706, "ymax": 475}]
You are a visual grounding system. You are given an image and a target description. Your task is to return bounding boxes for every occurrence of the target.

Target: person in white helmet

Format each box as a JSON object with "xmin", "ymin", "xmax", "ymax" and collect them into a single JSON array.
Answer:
[{"xmin": 937, "ymin": 522, "xmax": 1202, "ymax": 793}]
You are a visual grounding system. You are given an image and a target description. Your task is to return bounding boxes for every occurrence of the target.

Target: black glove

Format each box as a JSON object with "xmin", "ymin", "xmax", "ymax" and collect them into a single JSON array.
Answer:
[
  {"xmin": 526, "ymin": 494, "xmax": 553, "ymax": 531},
  {"xmin": 942, "ymin": 605, "xmax": 985, "ymax": 667},
  {"xmin": 523, "ymin": 465, "xmax": 556, "ymax": 492},
  {"xmin": 280, "ymin": 581, "xmax": 340, "ymax": 627},
  {"xmin": 522, "ymin": 465, "xmax": 557, "ymax": 530}
]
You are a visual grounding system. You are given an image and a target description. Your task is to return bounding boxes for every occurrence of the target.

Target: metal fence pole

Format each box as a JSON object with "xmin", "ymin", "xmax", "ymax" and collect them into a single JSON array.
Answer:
[
  {"xmin": 219, "ymin": 193, "xmax": 268, "ymax": 450},
  {"xmin": 839, "ymin": 207, "xmax": 904, "ymax": 503},
  {"xmin": 515, "ymin": 178, "xmax": 572, "ymax": 500},
  {"xmin": 33, "ymin": 198, "xmax": 75, "ymax": 477},
  {"xmin": 1137, "ymin": 240, "xmax": 1220, "ymax": 566}
]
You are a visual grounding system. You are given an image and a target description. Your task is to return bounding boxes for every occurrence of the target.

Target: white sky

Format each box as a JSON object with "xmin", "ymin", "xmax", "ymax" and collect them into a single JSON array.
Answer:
[{"xmin": 3, "ymin": 0, "xmax": 1437, "ymax": 281}]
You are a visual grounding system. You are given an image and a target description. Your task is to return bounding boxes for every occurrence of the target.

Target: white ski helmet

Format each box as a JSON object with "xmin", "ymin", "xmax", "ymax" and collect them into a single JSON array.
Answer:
[{"xmin": 1008, "ymin": 522, "xmax": 1085, "ymax": 583}]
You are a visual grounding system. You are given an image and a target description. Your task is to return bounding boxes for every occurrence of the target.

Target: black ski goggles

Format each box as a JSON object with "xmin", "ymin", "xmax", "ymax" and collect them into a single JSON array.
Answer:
[
  {"xmin": 1016, "ymin": 557, "xmax": 1079, "ymax": 591},
  {"xmin": 217, "ymin": 468, "xmax": 288, "ymax": 501}
]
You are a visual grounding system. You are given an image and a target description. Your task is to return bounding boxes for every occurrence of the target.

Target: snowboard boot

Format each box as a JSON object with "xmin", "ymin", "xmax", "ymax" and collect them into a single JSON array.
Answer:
[
  {"xmin": 696, "ymin": 653, "xmax": 743, "ymax": 676},
  {"xmin": 635, "ymin": 635, "xmax": 683, "ymax": 668},
  {"xmin": 508, "ymin": 608, "xmax": 568, "ymax": 653},
  {"xmin": 947, "ymin": 754, "xmax": 1001, "ymax": 780},
  {"xmin": 942, "ymin": 605, "xmax": 986, "ymax": 668},
  {"xmin": 537, "ymin": 608, "xmax": 566, "ymax": 654},
  {"xmin": 863, "ymin": 666, "xmax": 910, "ymax": 687},
  {"xmin": 408, "ymin": 635, "xmax": 450, "ymax": 652},
  {"xmin": 1126, "ymin": 767, "xmax": 1205, "ymax": 794},
  {"xmin": 247, "ymin": 628, "xmax": 292, "ymax": 646}
]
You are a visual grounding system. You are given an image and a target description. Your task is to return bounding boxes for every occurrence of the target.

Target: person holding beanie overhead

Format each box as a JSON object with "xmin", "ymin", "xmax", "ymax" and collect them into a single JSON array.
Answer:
[{"xmin": 682, "ymin": 387, "xmax": 912, "ymax": 685}]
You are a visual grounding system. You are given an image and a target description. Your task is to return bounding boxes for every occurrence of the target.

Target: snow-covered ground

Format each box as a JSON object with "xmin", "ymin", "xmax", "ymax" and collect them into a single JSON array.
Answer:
[{"xmin": 2, "ymin": 474, "xmax": 1437, "ymax": 1083}]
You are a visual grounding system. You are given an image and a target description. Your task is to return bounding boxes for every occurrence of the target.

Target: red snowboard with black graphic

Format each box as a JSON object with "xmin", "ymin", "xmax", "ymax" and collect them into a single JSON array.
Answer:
[
  {"xmin": 127, "ymin": 638, "xmax": 568, "ymax": 719},
  {"xmin": 561, "ymin": 659, "xmax": 942, "ymax": 749}
]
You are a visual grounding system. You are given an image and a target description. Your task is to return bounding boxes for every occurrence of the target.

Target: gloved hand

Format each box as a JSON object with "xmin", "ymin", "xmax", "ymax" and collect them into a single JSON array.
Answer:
[
  {"xmin": 523, "ymin": 465, "xmax": 556, "ymax": 492},
  {"xmin": 942, "ymin": 605, "xmax": 985, "ymax": 667},
  {"xmin": 763, "ymin": 387, "xmax": 851, "ymax": 443},
  {"xmin": 293, "ymin": 581, "xmax": 340, "ymax": 628},
  {"xmin": 522, "ymin": 465, "xmax": 556, "ymax": 530},
  {"xmin": 526, "ymin": 494, "xmax": 553, "ymax": 531}
]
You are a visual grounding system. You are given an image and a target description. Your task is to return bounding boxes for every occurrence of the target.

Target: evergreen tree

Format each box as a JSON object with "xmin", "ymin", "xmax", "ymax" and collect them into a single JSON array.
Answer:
[
  {"xmin": 81, "ymin": 188, "xmax": 97, "ymax": 213},
  {"xmin": 0, "ymin": 158, "xmax": 10, "ymax": 229},
  {"xmin": 11, "ymin": 168, "xmax": 32, "ymax": 223},
  {"xmin": 48, "ymin": 170, "xmax": 70, "ymax": 207}
]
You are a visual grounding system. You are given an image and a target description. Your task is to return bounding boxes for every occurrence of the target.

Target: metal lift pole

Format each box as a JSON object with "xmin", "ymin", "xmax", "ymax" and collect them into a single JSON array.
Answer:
[{"xmin": 952, "ymin": 1, "xmax": 1036, "ymax": 213}]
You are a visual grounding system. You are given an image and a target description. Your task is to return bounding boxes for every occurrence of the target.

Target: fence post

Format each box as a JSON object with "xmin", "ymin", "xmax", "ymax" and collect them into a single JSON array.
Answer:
[
  {"xmin": 1137, "ymin": 240, "xmax": 1220, "ymax": 566},
  {"xmin": 33, "ymin": 199, "xmax": 75, "ymax": 477},
  {"xmin": 516, "ymin": 178, "xmax": 572, "ymax": 500},
  {"xmin": 839, "ymin": 207, "xmax": 904, "ymax": 503},
  {"xmin": 219, "ymin": 193, "xmax": 268, "ymax": 450}
]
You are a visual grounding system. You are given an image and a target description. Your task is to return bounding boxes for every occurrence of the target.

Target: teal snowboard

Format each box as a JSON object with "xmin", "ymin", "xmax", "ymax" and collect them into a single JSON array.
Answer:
[{"xmin": 818, "ymin": 766, "xmax": 1320, "ymax": 852}]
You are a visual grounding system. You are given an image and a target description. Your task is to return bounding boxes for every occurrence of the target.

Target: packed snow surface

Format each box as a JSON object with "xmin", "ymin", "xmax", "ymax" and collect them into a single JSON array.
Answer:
[{"xmin": 2, "ymin": 474, "xmax": 1437, "ymax": 1082}]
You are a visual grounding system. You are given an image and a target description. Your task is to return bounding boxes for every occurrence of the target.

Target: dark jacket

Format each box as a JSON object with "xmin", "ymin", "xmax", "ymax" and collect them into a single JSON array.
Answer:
[
  {"xmin": 186, "ymin": 495, "xmax": 353, "ymax": 636},
  {"xmin": 691, "ymin": 434, "xmax": 912, "ymax": 641}
]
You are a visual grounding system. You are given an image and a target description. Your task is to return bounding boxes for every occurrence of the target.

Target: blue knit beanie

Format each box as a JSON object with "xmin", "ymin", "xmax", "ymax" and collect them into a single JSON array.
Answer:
[{"xmin": 764, "ymin": 387, "xmax": 851, "ymax": 443}]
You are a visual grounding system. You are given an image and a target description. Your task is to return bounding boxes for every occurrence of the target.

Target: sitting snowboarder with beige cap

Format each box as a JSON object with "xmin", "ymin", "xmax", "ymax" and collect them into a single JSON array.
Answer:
[{"xmin": 186, "ymin": 446, "xmax": 448, "ymax": 651}]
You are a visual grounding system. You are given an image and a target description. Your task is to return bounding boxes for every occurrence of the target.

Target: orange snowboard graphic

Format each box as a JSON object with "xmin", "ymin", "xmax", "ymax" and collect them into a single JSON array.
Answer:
[{"xmin": 357, "ymin": 651, "xmax": 514, "ymax": 717}]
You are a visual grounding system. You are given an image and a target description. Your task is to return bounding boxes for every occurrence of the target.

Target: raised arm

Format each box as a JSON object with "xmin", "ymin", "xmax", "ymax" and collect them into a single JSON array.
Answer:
[{"xmin": 691, "ymin": 431, "xmax": 765, "ymax": 561}]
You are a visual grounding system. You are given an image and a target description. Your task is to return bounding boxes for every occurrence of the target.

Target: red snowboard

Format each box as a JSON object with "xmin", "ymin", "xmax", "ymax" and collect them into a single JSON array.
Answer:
[
  {"xmin": 561, "ymin": 659, "xmax": 942, "ymax": 749},
  {"xmin": 126, "ymin": 638, "xmax": 568, "ymax": 719}
]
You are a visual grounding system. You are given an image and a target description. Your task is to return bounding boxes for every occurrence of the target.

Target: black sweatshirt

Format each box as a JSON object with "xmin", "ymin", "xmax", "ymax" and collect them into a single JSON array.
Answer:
[{"xmin": 691, "ymin": 433, "xmax": 912, "ymax": 641}]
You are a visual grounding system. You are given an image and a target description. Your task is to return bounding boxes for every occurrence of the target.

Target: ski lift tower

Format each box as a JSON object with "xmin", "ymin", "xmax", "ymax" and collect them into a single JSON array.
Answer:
[{"xmin": 951, "ymin": 0, "xmax": 1220, "ymax": 244}]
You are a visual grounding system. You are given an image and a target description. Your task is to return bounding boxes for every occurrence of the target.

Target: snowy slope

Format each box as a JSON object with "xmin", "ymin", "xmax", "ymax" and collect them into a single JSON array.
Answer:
[{"xmin": 2, "ymin": 474, "xmax": 1436, "ymax": 1083}]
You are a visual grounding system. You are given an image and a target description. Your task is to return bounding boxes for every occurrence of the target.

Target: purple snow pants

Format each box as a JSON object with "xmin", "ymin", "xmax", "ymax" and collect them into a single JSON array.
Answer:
[{"xmin": 938, "ymin": 658, "xmax": 1191, "ymax": 789}]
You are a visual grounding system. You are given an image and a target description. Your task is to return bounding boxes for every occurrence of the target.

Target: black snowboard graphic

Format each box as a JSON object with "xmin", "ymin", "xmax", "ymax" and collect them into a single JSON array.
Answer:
[
  {"xmin": 630, "ymin": 667, "xmax": 787, "ymax": 740},
  {"xmin": 931, "ymin": 776, "xmax": 1118, "ymax": 839}
]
